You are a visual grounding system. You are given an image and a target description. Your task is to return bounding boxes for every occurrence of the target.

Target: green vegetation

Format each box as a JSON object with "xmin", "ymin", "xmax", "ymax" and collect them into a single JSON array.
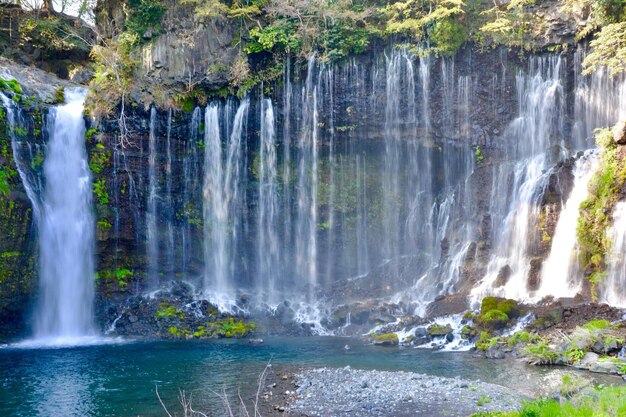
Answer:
[
  {"xmin": 565, "ymin": 346, "xmax": 586, "ymax": 363},
  {"xmin": 124, "ymin": 0, "xmax": 167, "ymax": 40},
  {"xmin": 507, "ymin": 331, "xmax": 541, "ymax": 347},
  {"xmin": 89, "ymin": 143, "xmax": 110, "ymax": 175},
  {"xmin": 477, "ymin": 297, "xmax": 518, "ymax": 330},
  {"xmin": 87, "ymin": 32, "xmax": 139, "ymax": 118},
  {"xmin": 0, "ymin": 169, "xmax": 10, "ymax": 198},
  {"xmin": 53, "ymin": 87, "xmax": 65, "ymax": 104},
  {"xmin": 96, "ymin": 268, "xmax": 133, "ymax": 289},
  {"xmin": 524, "ymin": 341, "xmax": 559, "ymax": 365},
  {"xmin": 427, "ymin": 324, "xmax": 453, "ymax": 335},
  {"xmin": 577, "ymin": 127, "xmax": 626, "ymax": 298},
  {"xmin": 482, "ymin": 309, "xmax": 509, "ymax": 324},
  {"xmin": 156, "ymin": 301, "xmax": 186, "ymax": 320},
  {"xmin": 477, "ymin": 396, "xmax": 492, "ymax": 406},
  {"xmin": 189, "ymin": 318, "xmax": 256, "ymax": 338},
  {"xmin": 476, "ymin": 331, "xmax": 499, "ymax": 351},
  {"xmin": 0, "ymin": 79, "xmax": 22, "ymax": 103},
  {"xmin": 582, "ymin": 319, "xmax": 611, "ymax": 332},
  {"xmin": 85, "ymin": 128, "xmax": 98, "ymax": 142},
  {"xmin": 19, "ymin": 16, "xmax": 91, "ymax": 61},
  {"xmin": 370, "ymin": 332, "xmax": 400, "ymax": 345},
  {"xmin": 79, "ymin": 0, "xmax": 626, "ymax": 115},
  {"xmin": 583, "ymin": 22, "xmax": 626, "ymax": 76},
  {"xmin": 471, "ymin": 384, "xmax": 626, "ymax": 417},
  {"xmin": 474, "ymin": 146, "xmax": 485, "ymax": 164},
  {"xmin": 93, "ymin": 179, "xmax": 110, "ymax": 205}
]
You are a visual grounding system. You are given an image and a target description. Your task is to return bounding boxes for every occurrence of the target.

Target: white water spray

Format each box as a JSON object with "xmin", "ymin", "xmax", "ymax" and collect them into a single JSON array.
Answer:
[
  {"xmin": 537, "ymin": 152, "xmax": 598, "ymax": 299},
  {"xmin": 35, "ymin": 88, "xmax": 96, "ymax": 343}
]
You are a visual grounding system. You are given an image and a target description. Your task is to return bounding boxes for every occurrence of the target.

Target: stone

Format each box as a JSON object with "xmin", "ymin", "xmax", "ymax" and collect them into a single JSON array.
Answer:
[
  {"xmin": 576, "ymin": 352, "xmax": 600, "ymax": 369},
  {"xmin": 590, "ymin": 360, "xmax": 619, "ymax": 374},
  {"xmin": 494, "ymin": 265, "xmax": 512, "ymax": 288},
  {"xmin": 527, "ymin": 258, "xmax": 543, "ymax": 291},
  {"xmin": 427, "ymin": 324, "xmax": 453, "ymax": 337},
  {"xmin": 486, "ymin": 345, "xmax": 505, "ymax": 359},
  {"xmin": 614, "ymin": 120, "xmax": 626, "ymax": 145}
]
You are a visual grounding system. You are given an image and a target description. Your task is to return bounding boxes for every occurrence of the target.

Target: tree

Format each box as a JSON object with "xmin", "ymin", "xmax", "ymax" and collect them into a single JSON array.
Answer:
[{"xmin": 582, "ymin": 22, "xmax": 626, "ymax": 77}]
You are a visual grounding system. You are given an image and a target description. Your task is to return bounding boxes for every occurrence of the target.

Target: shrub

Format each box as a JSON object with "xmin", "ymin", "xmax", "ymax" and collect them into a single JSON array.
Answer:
[
  {"xmin": 565, "ymin": 347, "xmax": 585, "ymax": 363},
  {"xmin": 156, "ymin": 302, "xmax": 185, "ymax": 320},
  {"xmin": 476, "ymin": 331, "xmax": 498, "ymax": 351},
  {"xmin": 582, "ymin": 319, "xmax": 611, "ymax": 332},
  {"xmin": 524, "ymin": 342, "xmax": 559, "ymax": 365},
  {"xmin": 507, "ymin": 331, "xmax": 541, "ymax": 347}
]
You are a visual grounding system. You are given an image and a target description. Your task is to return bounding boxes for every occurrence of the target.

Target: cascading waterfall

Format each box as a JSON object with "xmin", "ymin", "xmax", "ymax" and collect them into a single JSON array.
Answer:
[
  {"xmin": 295, "ymin": 56, "xmax": 320, "ymax": 301},
  {"xmin": 146, "ymin": 106, "xmax": 159, "ymax": 288},
  {"xmin": 181, "ymin": 106, "xmax": 202, "ymax": 277},
  {"xmin": 602, "ymin": 202, "xmax": 626, "ymax": 307},
  {"xmin": 473, "ymin": 56, "xmax": 565, "ymax": 301},
  {"xmin": 257, "ymin": 98, "xmax": 280, "ymax": 305},
  {"xmin": 120, "ymin": 47, "xmax": 626, "ymax": 322},
  {"xmin": 203, "ymin": 100, "xmax": 249, "ymax": 309},
  {"xmin": 164, "ymin": 108, "xmax": 175, "ymax": 274},
  {"xmin": 35, "ymin": 88, "xmax": 95, "ymax": 342},
  {"xmin": 0, "ymin": 92, "xmax": 42, "ymax": 215},
  {"xmin": 537, "ymin": 152, "xmax": 598, "ymax": 299}
]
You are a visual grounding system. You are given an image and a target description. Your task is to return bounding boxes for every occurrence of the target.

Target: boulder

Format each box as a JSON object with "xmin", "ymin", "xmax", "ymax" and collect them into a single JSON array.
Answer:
[
  {"xmin": 493, "ymin": 265, "xmax": 512, "ymax": 288},
  {"xmin": 614, "ymin": 120, "xmax": 626, "ymax": 145},
  {"xmin": 371, "ymin": 333, "xmax": 399, "ymax": 346},
  {"xmin": 590, "ymin": 359, "xmax": 621, "ymax": 374},
  {"xmin": 575, "ymin": 352, "xmax": 600, "ymax": 370},
  {"xmin": 486, "ymin": 345, "xmax": 505, "ymax": 359},
  {"xmin": 427, "ymin": 324, "xmax": 453, "ymax": 337}
]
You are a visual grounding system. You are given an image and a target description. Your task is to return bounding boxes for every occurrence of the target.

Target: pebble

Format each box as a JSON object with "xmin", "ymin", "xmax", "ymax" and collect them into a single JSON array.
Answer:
[{"xmin": 288, "ymin": 367, "xmax": 525, "ymax": 417}]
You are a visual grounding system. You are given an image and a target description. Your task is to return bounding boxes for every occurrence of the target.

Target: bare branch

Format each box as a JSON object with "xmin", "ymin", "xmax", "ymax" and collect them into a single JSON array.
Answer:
[{"xmin": 156, "ymin": 386, "xmax": 173, "ymax": 417}]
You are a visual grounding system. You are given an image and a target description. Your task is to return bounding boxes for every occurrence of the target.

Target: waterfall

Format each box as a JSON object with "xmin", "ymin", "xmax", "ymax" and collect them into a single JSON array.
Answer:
[
  {"xmin": 203, "ymin": 100, "xmax": 249, "ymax": 309},
  {"xmin": 146, "ymin": 106, "xmax": 159, "ymax": 288},
  {"xmin": 257, "ymin": 98, "xmax": 279, "ymax": 305},
  {"xmin": 0, "ymin": 92, "xmax": 42, "ymax": 215},
  {"xmin": 35, "ymin": 88, "xmax": 95, "ymax": 342},
  {"xmin": 473, "ymin": 56, "xmax": 564, "ymax": 301},
  {"xmin": 602, "ymin": 202, "xmax": 626, "ymax": 307},
  {"xmin": 382, "ymin": 51, "xmax": 413, "ymax": 271},
  {"xmin": 295, "ymin": 56, "xmax": 319, "ymax": 301},
  {"xmin": 537, "ymin": 152, "xmax": 598, "ymax": 298},
  {"xmin": 418, "ymin": 53, "xmax": 431, "ymax": 136},
  {"xmin": 181, "ymin": 106, "xmax": 202, "ymax": 277},
  {"xmin": 164, "ymin": 108, "xmax": 175, "ymax": 274}
]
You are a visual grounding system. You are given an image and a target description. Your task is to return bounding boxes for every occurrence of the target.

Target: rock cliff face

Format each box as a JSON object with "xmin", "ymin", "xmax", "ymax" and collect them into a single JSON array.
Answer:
[
  {"xmin": 0, "ymin": 4, "xmax": 93, "ymax": 80},
  {"xmin": 96, "ymin": 0, "xmax": 240, "ymax": 97},
  {"xmin": 88, "ymin": 46, "xmax": 600, "ymax": 333}
]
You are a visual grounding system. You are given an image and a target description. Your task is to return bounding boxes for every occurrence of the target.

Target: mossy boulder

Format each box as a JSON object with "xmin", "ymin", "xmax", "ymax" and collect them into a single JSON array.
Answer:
[
  {"xmin": 427, "ymin": 324, "xmax": 453, "ymax": 337},
  {"xmin": 476, "ymin": 297, "xmax": 519, "ymax": 331},
  {"xmin": 480, "ymin": 296, "xmax": 500, "ymax": 314},
  {"xmin": 371, "ymin": 332, "xmax": 399, "ymax": 346}
]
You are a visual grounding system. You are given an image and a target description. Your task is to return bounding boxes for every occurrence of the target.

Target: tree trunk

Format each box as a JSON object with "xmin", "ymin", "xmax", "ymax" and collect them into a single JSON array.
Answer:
[{"xmin": 42, "ymin": 0, "xmax": 54, "ymax": 12}]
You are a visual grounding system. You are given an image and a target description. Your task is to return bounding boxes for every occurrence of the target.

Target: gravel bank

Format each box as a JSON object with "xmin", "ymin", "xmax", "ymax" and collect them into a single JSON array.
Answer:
[{"xmin": 289, "ymin": 367, "xmax": 526, "ymax": 417}]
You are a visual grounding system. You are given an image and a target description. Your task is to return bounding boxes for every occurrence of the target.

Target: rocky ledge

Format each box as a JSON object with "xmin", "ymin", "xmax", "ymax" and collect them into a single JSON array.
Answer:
[{"xmin": 288, "ymin": 367, "xmax": 525, "ymax": 417}]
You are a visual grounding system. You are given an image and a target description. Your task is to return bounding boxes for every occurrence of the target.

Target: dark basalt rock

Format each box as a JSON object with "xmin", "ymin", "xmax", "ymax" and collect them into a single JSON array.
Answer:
[{"xmin": 494, "ymin": 265, "xmax": 512, "ymax": 288}]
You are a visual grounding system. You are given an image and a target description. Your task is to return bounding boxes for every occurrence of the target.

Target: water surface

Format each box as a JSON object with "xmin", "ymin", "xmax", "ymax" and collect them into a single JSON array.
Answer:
[{"xmin": 1, "ymin": 337, "xmax": 621, "ymax": 417}]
